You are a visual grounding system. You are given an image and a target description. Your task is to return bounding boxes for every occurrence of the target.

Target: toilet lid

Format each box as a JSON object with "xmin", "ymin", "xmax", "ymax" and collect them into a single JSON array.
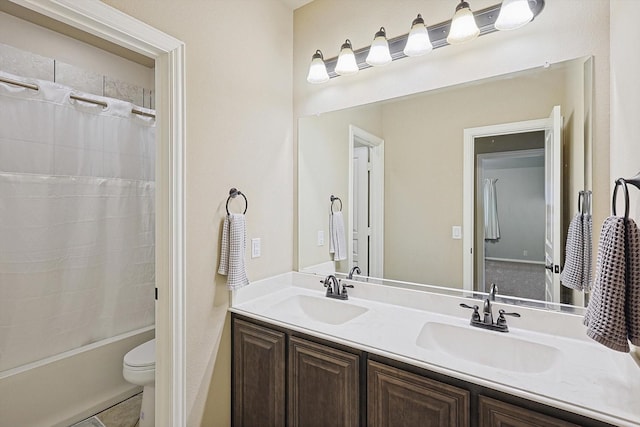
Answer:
[{"xmin": 124, "ymin": 339, "xmax": 155, "ymax": 368}]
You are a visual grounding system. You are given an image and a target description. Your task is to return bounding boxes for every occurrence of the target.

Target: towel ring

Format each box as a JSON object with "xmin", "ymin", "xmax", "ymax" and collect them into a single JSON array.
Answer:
[
  {"xmin": 330, "ymin": 195, "xmax": 342, "ymax": 213},
  {"xmin": 612, "ymin": 179, "xmax": 630, "ymax": 219},
  {"xmin": 226, "ymin": 188, "xmax": 248, "ymax": 215}
]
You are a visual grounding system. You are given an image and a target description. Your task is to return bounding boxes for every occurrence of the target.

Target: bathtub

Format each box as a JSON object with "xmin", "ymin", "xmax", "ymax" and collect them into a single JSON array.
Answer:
[{"xmin": 0, "ymin": 325, "xmax": 155, "ymax": 427}]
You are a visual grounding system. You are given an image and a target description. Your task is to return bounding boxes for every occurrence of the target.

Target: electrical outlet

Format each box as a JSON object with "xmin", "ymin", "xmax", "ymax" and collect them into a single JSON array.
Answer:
[
  {"xmin": 452, "ymin": 226, "xmax": 462, "ymax": 239},
  {"xmin": 251, "ymin": 238, "xmax": 261, "ymax": 258},
  {"xmin": 317, "ymin": 230, "xmax": 325, "ymax": 246},
  {"xmin": 523, "ymin": 250, "xmax": 528, "ymax": 256}
]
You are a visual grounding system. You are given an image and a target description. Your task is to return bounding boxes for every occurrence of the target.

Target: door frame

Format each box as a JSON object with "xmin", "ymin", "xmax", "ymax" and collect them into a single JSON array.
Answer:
[
  {"xmin": 348, "ymin": 125, "xmax": 384, "ymax": 278},
  {"xmin": 7, "ymin": 0, "xmax": 187, "ymax": 425},
  {"xmin": 462, "ymin": 118, "xmax": 548, "ymax": 293}
]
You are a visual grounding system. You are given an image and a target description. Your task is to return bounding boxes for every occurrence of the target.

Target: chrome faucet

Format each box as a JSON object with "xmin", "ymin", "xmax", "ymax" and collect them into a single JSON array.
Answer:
[
  {"xmin": 347, "ymin": 266, "xmax": 361, "ymax": 280},
  {"xmin": 320, "ymin": 274, "xmax": 353, "ymax": 300},
  {"xmin": 460, "ymin": 283, "xmax": 520, "ymax": 332},
  {"xmin": 489, "ymin": 283, "xmax": 498, "ymax": 301},
  {"xmin": 483, "ymin": 283, "xmax": 498, "ymax": 324}
]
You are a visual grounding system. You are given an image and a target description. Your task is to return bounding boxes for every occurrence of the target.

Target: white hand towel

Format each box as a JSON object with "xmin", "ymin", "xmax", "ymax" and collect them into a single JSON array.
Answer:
[
  {"xmin": 218, "ymin": 213, "xmax": 250, "ymax": 290},
  {"xmin": 584, "ymin": 216, "xmax": 640, "ymax": 352},
  {"xmin": 329, "ymin": 211, "xmax": 347, "ymax": 261}
]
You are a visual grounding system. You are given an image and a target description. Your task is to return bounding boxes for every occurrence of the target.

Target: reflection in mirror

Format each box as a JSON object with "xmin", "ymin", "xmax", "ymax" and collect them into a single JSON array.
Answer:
[{"xmin": 298, "ymin": 56, "xmax": 593, "ymax": 308}]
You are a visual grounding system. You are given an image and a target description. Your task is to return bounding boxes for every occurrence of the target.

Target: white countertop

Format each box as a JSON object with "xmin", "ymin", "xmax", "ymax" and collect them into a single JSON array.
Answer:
[{"xmin": 230, "ymin": 272, "xmax": 640, "ymax": 427}]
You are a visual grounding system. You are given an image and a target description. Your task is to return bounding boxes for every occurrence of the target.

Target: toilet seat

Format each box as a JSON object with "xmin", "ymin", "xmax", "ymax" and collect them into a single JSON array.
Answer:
[{"xmin": 124, "ymin": 338, "xmax": 155, "ymax": 369}]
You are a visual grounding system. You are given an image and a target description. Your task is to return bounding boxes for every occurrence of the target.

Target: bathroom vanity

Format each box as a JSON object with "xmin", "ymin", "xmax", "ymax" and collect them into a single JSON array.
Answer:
[{"xmin": 229, "ymin": 272, "xmax": 640, "ymax": 427}]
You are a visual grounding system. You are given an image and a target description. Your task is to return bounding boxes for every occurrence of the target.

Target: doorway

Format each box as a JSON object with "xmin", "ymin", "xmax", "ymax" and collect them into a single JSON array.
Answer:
[
  {"xmin": 463, "ymin": 106, "xmax": 563, "ymax": 303},
  {"xmin": 348, "ymin": 125, "xmax": 384, "ymax": 278}
]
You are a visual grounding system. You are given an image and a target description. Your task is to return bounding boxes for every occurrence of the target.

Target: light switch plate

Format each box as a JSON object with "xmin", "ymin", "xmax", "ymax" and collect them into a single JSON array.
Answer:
[
  {"xmin": 452, "ymin": 226, "xmax": 462, "ymax": 239},
  {"xmin": 317, "ymin": 230, "xmax": 325, "ymax": 246},
  {"xmin": 251, "ymin": 238, "xmax": 261, "ymax": 258}
]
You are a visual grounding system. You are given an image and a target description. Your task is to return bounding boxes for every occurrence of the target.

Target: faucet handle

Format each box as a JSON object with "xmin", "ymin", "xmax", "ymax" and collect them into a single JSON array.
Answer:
[
  {"xmin": 341, "ymin": 282, "xmax": 354, "ymax": 293},
  {"xmin": 459, "ymin": 303, "xmax": 481, "ymax": 322},
  {"xmin": 496, "ymin": 309, "xmax": 521, "ymax": 327},
  {"xmin": 498, "ymin": 309, "xmax": 521, "ymax": 318}
]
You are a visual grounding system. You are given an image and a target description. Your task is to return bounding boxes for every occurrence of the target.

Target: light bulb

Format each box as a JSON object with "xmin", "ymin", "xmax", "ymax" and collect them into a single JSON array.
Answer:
[
  {"xmin": 495, "ymin": 0, "xmax": 534, "ymax": 31},
  {"xmin": 403, "ymin": 14, "xmax": 433, "ymax": 57},
  {"xmin": 306, "ymin": 50, "xmax": 329, "ymax": 84},
  {"xmin": 366, "ymin": 27, "xmax": 392, "ymax": 67},
  {"xmin": 447, "ymin": 1, "xmax": 480, "ymax": 45},
  {"xmin": 334, "ymin": 39, "xmax": 359, "ymax": 76}
]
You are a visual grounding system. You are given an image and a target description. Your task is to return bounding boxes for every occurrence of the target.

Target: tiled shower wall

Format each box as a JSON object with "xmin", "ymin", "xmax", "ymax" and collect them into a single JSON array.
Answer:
[{"xmin": 0, "ymin": 42, "xmax": 154, "ymax": 109}]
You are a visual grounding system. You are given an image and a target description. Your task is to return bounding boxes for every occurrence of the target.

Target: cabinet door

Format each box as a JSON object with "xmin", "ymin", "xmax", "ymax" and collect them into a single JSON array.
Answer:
[
  {"xmin": 479, "ymin": 395, "xmax": 580, "ymax": 427},
  {"xmin": 289, "ymin": 336, "xmax": 360, "ymax": 427},
  {"xmin": 368, "ymin": 360, "xmax": 470, "ymax": 427},
  {"xmin": 233, "ymin": 319, "xmax": 286, "ymax": 427}
]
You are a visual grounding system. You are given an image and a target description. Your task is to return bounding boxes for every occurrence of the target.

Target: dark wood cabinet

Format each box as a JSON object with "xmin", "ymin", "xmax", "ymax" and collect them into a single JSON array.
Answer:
[
  {"xmin": 368, "ymin": 360, "xmax": 469, "ymax": 427},
  {"xmin": 231, "ymin": 314, "xmax": 611, "ymax": 427},
  {"xmin": 232, "ymin": 319, "xmax": 286, "ymax": 427},
  {"xmin": 479, "ymin": 395, "xmax": 580, "ymax": 427},
  {"xmin": 288, "ymin": 336, "xmax": 360, "ymax": 427}
]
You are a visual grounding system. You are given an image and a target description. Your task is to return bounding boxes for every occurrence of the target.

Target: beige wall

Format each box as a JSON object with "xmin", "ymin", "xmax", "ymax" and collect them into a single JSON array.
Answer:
[
  {"xmin": 611, "ymin": 0, "xmax": 640, "ymax": 221},
  {"xmin": 381, "ymin": 69, "xmax": 568, "ymax": 287},
  {"xmin": 610, "ymin": 0, "xmax": 640, "ymax": 356},
  {"xmin": 102, "ymin": 1, "xmax": 293, "ymax": 425},
  {"xmin": 298, "ymin": 104, "xmax": 382, "ymax": 270},
  {"xmin": 294, "ymin": 1, "xmax": 611, "ymax": 265}
]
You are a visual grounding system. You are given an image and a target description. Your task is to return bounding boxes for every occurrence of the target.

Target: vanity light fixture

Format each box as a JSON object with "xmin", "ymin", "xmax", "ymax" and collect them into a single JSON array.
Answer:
[
  {"xmin": 306, "ymin": 0, "xmax": 545, "ymax": 83},
  {"xmin": 403, "ymin": 14, "xmax": 433, "ymax": 57},
  {"xmin": 306, "ymin": 49, "xmax": 330, "ymax": 84},
  {"xmin": 447, "ymin": 1, "xmax": 480, "ymax": 44},
  {"xmin": 365, "ymin": 27, "xmax": 392, "ymax": 66},
  {"xmin": 334, "ymin": 39, "xmax": 359, "ymax": 76},
  {"xmin": 494, "ymin": 0, "xmax": 534, "ymax": 31}
]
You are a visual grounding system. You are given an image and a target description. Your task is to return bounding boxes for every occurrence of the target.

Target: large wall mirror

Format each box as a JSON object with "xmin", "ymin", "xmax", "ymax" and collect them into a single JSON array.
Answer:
[{"xmin": 298, "ymin": 55, "xmax": 593, "ymax": 309}]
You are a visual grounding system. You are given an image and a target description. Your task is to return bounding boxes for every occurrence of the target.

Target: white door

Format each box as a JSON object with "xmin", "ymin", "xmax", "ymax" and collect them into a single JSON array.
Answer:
[
  {"xmin": 353, "ymin": 146, "xmax": 369, "ymax": 275},
  {"xmin": 544, "ymin": 105, "xmax": 563, "ymax": 303}
]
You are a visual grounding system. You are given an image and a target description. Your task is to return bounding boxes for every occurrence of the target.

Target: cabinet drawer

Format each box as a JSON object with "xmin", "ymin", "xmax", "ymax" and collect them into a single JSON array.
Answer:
[
  {"xmin": 479, "ymin": 395, "xmax": 580, "ymax": 427},
  {"xmin": 368, "ymin": 360, "xmax": 470, "ymax": 427},
  {"xmin": 232, "ymin": 319, "xmax": 286, "ymax": 427},
  {"xmin": 288, "ymin": 336, "xmax": 360, "ymax": 427}
]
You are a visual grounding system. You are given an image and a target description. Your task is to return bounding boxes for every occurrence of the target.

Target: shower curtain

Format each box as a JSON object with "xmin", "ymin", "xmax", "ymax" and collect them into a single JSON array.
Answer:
[
  {"xmin": 0, "ymin": 71, "xmax": 156, "ymax": 372},
  {"xmin": 484, "ymin": 178, "xmax": 500, "ymax": 240}
]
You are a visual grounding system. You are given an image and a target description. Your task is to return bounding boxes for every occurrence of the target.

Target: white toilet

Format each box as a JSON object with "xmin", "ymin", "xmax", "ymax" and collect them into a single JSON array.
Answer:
[{"xmin": 123, "ymin": 338, "xmax": 155, "ymax": 427}]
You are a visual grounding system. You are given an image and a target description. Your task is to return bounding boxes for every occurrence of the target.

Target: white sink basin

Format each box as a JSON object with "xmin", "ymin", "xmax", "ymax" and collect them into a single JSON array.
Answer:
[
  {"xmin": 416, "ymin": 321, "xmax": 560, "ymax": 374},
  {"xmin": 266, "ymin": 294, "xmax": 369, "ymax": 325}
]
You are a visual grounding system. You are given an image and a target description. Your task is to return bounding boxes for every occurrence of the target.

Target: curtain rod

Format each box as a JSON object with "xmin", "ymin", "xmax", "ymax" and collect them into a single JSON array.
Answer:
[{"xmin": 1, "ymin": 75, "xmax": 155, "ymax": 119}]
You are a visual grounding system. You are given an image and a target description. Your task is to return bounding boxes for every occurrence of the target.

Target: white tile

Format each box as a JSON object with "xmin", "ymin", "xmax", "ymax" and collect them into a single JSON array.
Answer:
[
  {"xmin": 104, "ymin": 76, "xmax": 144, "ymax": 106},
  {"xmin": 0, "ymin": 43, "xmax": 54, "ymax": 80},
  {"xmin": 55, "ymin": 61, "xmax": 104, "ymax": 97}
]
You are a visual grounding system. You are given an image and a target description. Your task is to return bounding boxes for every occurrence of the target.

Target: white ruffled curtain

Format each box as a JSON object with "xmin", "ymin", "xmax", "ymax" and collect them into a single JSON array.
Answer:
[
  {"xmin": 0, "ymin": 71, "xmax": 156, "ymax": 371},
  {"xmin": 483, "ymin": 178, "xmax": 500, "ymax": 240}
]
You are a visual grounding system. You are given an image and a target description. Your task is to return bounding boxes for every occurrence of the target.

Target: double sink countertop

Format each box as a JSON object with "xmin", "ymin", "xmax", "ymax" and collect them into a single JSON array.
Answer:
[{"xmin": 229, "ymin": 272, "xmax": 640, "ymax": 427}]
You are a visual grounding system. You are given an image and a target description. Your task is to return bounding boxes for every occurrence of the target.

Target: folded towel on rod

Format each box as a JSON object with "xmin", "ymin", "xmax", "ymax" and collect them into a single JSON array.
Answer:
[
  {"xmin": 583, "ymin": 212, "xmax": 593, "ymax": 289},
  {"xmin": 560, "ymin": 212, "xmax": 585, "ymax": 290},
  {"xmin": 561, "ymin": 191, "xmax": 593, "ymax": 291},
  {"xmin": 329, "ymin": 211, "xmax": 347, "ymax": 261},
  {"xmin": 218, "ymin": 213, "xmax": 250, "ymax": 290},
  {"xmin": 584, "ymin": 216, "xmax": 640, "ymax": 352}
]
